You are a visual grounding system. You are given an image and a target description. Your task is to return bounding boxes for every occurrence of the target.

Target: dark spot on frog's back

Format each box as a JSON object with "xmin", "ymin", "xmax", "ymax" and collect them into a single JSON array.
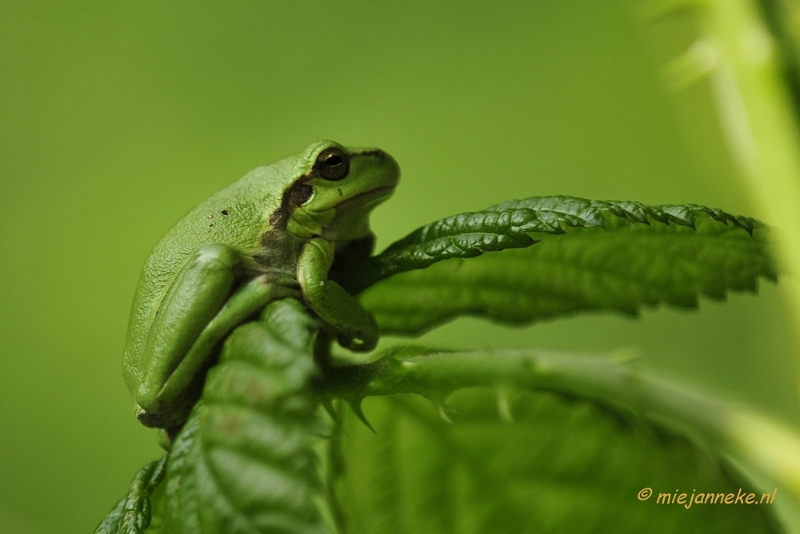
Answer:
[{"xmin": 221, "ymin": 210, "xmax": 229, "ymax": 216}]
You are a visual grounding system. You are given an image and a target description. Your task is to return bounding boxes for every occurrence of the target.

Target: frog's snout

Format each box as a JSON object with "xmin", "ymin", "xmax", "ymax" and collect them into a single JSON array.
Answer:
[{"xmin": 362, "ymin": 149, "xmax": 386, "ymax": 160}]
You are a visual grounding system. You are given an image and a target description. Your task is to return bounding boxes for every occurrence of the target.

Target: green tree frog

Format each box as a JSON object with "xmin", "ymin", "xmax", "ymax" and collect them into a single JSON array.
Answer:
[{"xmin": 122, "ymin": 140, "xmax": 399, "ymax": 429}]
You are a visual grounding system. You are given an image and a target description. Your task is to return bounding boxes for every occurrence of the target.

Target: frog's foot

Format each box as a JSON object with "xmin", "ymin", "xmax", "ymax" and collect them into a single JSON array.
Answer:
[{"xmin": 336, "ymin": 318, "xmax": 379, "ymax": 352}]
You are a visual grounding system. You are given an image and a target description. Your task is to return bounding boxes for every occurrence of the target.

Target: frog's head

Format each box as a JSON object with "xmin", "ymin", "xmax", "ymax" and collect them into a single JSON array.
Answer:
[{"xmin": 285, "ymin": 140, "xmax": 400, "ymax": 245}]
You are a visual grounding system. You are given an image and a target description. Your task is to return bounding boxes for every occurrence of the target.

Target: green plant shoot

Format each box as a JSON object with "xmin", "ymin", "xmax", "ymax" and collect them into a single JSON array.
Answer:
[{"xmin": 98, "ymin": 141, "xmax": 795, "ymax": 534}]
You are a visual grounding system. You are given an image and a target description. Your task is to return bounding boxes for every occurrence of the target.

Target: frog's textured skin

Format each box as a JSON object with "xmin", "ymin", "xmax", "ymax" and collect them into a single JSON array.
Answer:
[{"xmin": 122, "ymin": 140, "xmax": 399, "ymax": 429}]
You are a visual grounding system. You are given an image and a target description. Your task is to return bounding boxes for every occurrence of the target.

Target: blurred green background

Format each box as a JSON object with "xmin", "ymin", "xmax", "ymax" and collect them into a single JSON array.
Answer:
[{"xmin": 1, "ymin": 1, "xmax": 798, "ymax": 533}]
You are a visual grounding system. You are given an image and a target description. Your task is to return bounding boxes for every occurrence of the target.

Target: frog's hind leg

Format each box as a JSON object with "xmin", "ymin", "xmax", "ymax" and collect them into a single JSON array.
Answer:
[{"xmin": 137, "ymin": 244, "xmax": 300, "ymax": 428}]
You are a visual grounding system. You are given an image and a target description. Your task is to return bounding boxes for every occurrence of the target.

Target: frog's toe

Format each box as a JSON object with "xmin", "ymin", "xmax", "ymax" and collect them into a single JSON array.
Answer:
[
  {"xmin": 136, "ymin": 405, "xmax": 181, "ymax": 429},
  {"xmin": 338, "ymin": 334, "xmax": 377, "ymax": 353}
]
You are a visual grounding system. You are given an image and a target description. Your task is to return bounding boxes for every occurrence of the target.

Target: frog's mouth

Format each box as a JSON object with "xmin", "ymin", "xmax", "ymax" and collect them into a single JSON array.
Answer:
[{"xmin": 332, "ymin": 185, "xmax": 395, "ymax": 212}]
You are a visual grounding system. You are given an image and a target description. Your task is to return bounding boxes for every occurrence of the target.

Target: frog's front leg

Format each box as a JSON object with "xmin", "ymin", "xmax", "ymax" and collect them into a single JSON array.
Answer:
[
  {"xmin": 297, "ymin": 237, "xmax": 379, "ymax": 352},
  {"xmin": 136, "ymin": 244, "xmax": 300, "ymax": 428}
]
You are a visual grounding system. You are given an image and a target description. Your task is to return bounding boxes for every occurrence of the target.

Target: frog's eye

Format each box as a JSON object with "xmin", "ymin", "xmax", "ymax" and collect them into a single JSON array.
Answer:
[{"xmin": 315, "ymin": 147, "xmax": 349, "ymax": 181}]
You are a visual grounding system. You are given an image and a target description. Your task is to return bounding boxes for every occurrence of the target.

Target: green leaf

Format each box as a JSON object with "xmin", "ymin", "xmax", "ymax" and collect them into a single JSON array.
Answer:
[
  {"xmin": 333, "ymin": 394, "xmax": 778, "ymax": 534},
  {"xmin": 94, "ymin": 456, "xmax": 167, "ymax": 534},
  {"xmin": 321, "ymin": 347, "xmax": 793, "ymax": 533},
  {"xmin": 158, "ymin": 299, "xmax": 327, "ymax": 534},
  {"xmin": 352, "ymin": 197, "xmax": 774, "ymax": 335},
  {"xmin": 102, "ymin": 197, "xmax": 782, "ymax": 534}
]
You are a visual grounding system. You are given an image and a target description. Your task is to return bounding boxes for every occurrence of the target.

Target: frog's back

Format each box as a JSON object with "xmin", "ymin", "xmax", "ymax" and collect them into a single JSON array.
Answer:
[{"xmin": 123, "ymin": 157, "xmax": 297, "ymax": 380}]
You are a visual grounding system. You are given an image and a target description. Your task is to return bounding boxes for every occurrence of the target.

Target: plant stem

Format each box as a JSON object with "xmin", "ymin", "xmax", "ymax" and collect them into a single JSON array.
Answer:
[{"xmin": 702, "ymin": 0, "xmax": 800, "ymax": 367}]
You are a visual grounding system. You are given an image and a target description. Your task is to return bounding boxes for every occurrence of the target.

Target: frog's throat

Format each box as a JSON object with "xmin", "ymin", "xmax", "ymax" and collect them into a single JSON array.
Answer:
[
  {"xmin": 287, "ymin": 206, "xmax": 335, "ymax": 239},
  {"xmin": 328, "ymin": 185, "xmax": 395, "ymax": 213}
]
